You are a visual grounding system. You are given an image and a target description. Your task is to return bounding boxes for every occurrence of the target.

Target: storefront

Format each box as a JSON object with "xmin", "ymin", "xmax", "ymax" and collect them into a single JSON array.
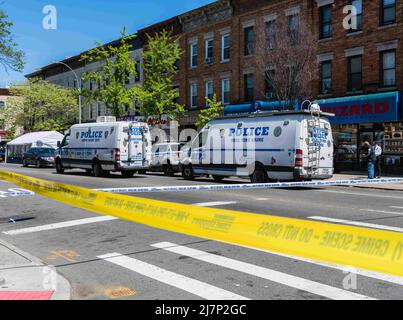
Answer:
[{"xmin": 316, "ymin": 91, "xmax": 403, "ymax": 174}]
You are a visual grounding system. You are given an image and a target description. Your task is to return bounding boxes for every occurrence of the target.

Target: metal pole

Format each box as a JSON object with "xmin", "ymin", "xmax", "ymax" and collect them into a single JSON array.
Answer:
[{"xmin": 54, "ymin": 61, "xmax": 82, "ymax": 124}]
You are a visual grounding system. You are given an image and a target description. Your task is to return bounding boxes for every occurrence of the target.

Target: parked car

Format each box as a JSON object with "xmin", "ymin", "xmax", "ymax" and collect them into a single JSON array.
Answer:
[
  {"xmin": 0, "ymin": 148, "xmax": 5, "ymax": 162},
  {"xmin": 23, "ymin": 147, "xmax": 56, "ymax": 168},
  {"xmin": 148, "ymin": 143, "xmax": 183, "ymax": 176}
]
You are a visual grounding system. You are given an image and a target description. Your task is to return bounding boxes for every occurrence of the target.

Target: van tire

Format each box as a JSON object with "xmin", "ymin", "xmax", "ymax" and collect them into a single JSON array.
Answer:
[
  {"xmin": 56, "ymin": 160, "xmax": 64, "ymax": 174},
  {"xmin": 92, "ymin": 161, "xmax": 104, "ymax": 177},
  {"xmin": 212, "ymin": 175, "xmax": 225, "ymax": 182},
  {"xmin": 121, "ymin": 171, "xmax": 135, "ymax": 178},
  {"xmin": 250, "ymin": 166, "xmax": 268, "ymax": 184},
  {"xmin": 182, "ymin": 165, "xmax": 194, "ymax": 180}
]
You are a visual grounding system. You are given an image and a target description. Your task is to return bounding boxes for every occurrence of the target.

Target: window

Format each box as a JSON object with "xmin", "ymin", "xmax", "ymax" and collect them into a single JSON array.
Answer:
[
  {"xmin": 0, "ymin": 101, "xmax": 5, "ymax": 109},
  {"xmin": 190, "ymin": 83, "xmax": 198, "ymax": 108},
  {"xmin": 348, "ymin": 55, "xmax": 362, "ymax": 91},
  {"xmin": 97, "ymin": 102, "xmax": 101, "ymax": 117},
  {"xmin": 222, "ymin": 79, "xmax": 231, "ymax": 105},
  {"xmin": 350, "ymin": 0, "xmax": 363, "ymax": 31},
  {"xmin": 381, "ymin": 50, "xmax": 396, "ymax": 87},
  {"xmin": 205, "ymin": 38, "xmax": 214, "ymax": 62},
  {"xmin": 190, "ymin": 43, "xmax": 198, "ymax": 68},
  {"xmin": 320, "ymin": 61, "xmax": 332, "ymax": 94},
  {"xmin": 205, "ymin": 80, "xmax": 214, "ymax": 106},
  {"xmin": 265, "ymin": 70, "xmax": 275, "ymax": 100},
  {"xmin": 288, "ymin": 14, "xmax": 299, "ymax": 44},
  {"xmin": 244, "ymin": 26, "xmax": 254, "ymax": 56},
  {"xmin": 88, "ymin": 104, "xmax": 93, "ymax": 120},
  {"xmin": 319, "ymin": 5, "xmax": 332, "ymax": 39},
  {"xmin": 381, "ymin": 0, "xmax": 396, "ymax": 25},
  {"xmin": 221, "ymin": 34, "xmax": 230, "ymax": 61},
  {"xmin": 244, "ymin": 74, "xmax": 254, "ymax": 102},
  {"xmin": 266, "ymin": 20, "xmax": 276, "ymax": 49},
  {"xmin": 135, "ymin": 61, "xmax": 141, "ymax": 82}
]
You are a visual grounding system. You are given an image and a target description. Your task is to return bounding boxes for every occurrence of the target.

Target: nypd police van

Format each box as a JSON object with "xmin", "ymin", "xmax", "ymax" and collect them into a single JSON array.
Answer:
[
  {"xmin": 55, "ymin": 118, "xmax": 152, "ymax": 177},
  {"xmin": 180, "ymin": 103, "xmax": 334, "ymax": 183}
]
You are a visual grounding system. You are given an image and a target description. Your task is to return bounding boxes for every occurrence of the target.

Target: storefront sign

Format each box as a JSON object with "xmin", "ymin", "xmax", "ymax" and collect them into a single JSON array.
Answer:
[{"xmin": 316, "ymin": 92, "xmax": 401, "ymax": 125}]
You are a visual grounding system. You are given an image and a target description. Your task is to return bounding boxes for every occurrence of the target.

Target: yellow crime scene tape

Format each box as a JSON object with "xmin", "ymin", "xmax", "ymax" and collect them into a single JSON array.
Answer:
[{"xmin": 1, "ymin": 169, "xmax": 403, "ymax": 277}]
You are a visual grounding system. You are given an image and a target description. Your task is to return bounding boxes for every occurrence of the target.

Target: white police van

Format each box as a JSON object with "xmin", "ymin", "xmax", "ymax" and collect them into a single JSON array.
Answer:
[
  {"xmin": 56, "ymin": 117, "xmax": 152, "ymax": 177},
  {"xmin": 180, "ymin": 103, "xmax": 334, "ymax": 183}
]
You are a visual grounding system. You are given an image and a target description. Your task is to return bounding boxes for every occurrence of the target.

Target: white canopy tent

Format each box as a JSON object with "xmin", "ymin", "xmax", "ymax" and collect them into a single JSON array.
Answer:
[{"xmin": 6, "ymin": 131, "xmax": 64, "ymax": 164}]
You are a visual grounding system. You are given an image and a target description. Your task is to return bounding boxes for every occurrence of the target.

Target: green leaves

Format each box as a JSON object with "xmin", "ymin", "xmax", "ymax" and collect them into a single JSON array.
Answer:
[
  {"xmin": 6, "ymin": 79, "xmax": 78, "ymax": 132},
  {"xmin": 0, "ymin": 9, "xmax": 25, "ymax": 72},
  {"xmin": 80, "ymin": 28, "xmax": 138, "ymax": 117},
  {"xmin": 195, "ymin": 94, "xmax": 224, "ymax": 129},
  {"xmin": 137, "ymin": 29, "xmax": 184, "ymax": 120}
]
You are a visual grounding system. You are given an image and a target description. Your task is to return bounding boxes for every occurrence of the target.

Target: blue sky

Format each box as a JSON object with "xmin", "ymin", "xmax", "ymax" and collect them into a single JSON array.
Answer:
[{"xmin": 0, "ymin": 0, "xmax": 216, "ymax": 87}]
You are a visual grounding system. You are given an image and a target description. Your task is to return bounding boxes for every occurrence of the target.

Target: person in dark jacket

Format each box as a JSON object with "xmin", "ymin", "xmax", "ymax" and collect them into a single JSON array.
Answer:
[{"xmin": 362, "ymin": 141, "xmax": 376, "ymax": 179}]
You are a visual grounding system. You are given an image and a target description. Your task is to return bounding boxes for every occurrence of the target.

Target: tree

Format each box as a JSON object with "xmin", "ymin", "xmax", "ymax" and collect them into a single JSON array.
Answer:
[
  {"xmin": 254, "ymin": 15, "xmax": 317, "ymax": 109},
  {"xmin": 81, "ymin": 28, "xmax": 139, "ymax": 117},
  {"xmin": 136, "ymin": 29, "xmax": 184, "ymax": 120},
  {"xmin": 0, "ymin": 9, "xmax": 24, "ymax": 72},
  {"xmin": 195, "ymin": 94, "xmax": 224, "ymax": 129},
  {"xmin": 9, "ymin": 80, "xmax": 78, "ymax": 132}
]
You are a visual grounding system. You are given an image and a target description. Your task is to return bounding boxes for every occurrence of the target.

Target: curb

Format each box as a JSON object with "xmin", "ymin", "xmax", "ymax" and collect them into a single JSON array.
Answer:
[
  {"xmin": 0, "ymin": 238, "xmax": 71, "ymax": 300},
  {"xmin": 337, "ymin": 184, "xmax": 403, "ymax": 192}
]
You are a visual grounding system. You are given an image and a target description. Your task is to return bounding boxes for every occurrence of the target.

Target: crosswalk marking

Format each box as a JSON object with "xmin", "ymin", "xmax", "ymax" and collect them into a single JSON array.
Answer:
[
  {"xmin": 192, "ymin": 201, "xmax": 237, "ymax": 207},
  {"xmin": 151, "ymin": 242, "xmax": 375, "ymax": 300},
  {"xmin": 361, "ymin": 209, "xmax": 403, "ymax": 216},
  {"xmin": 3, "ymin": 216, "xmax": 118, "ymax": 235},
  {"xmin": 217, "ymin": 239, "xmax": 403, "ymax": 286},
  {"xmin": 309, "ymin": 216, "xmax": 403, "ymax": 233},
  {"xmin": 97, "ymin": 253, "xmax": 249, "ymax": 300}
]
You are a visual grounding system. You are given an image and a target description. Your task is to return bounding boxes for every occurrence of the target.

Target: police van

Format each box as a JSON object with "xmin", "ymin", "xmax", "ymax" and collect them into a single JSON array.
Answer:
[
  {"xmin": 55, "ymin": 117, "xmax": 152, "ymax": 177},
  {"xmin": 180, "ymin": 103, "xmax": 334, "ymax": 183}
]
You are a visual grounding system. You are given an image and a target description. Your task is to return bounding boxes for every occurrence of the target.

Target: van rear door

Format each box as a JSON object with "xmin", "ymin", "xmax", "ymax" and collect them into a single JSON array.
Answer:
[{"xmin": 128, "ymin": 125, "xmax": 144, "ymax": 167}]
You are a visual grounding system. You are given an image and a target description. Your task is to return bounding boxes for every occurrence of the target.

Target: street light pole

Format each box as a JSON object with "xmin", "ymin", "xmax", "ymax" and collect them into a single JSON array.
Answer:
[{"xmin": 54, "ymin": 61, "xmax": 82, "ymax": 124}]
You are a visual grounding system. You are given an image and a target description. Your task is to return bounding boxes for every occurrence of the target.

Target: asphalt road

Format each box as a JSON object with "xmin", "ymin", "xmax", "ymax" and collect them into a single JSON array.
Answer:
[{"xmin": 1, "ymin": 163, "xmax": 403, "ymax": 300}]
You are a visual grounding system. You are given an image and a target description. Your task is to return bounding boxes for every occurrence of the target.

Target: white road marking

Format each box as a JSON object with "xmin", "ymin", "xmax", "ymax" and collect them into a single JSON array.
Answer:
[
  {"xmin": 214, "ymin": 240, "xmax": 403, "ymax": 287},
  {"xmin": 152, "ymin": 242, "xmax": 375, "ymax": 300},
  {"xmin": 361, "ymin": 209, "xmax": 403, "ymax": 216},
  {"xmin": 390, "ymin": 206, "xmax": 403, "ymax": 210},
  {"xmin": 97, "ymin": 252, "xmax": 249, "ymax": 300},
  {"xmin": 3, "ymin": 216, "xmax": 118, "ymax": 235},
  {"xmin": 309, "ymin": 216, "xmax": 403, "ymax": 233},
  {"xmin": 192, "ymin": 201, "xmax": 237, "ymax": 207},
  {"xmin": 318, "ymin": 189, "xmax": 403, "ymax": 200},
  {"xmin": 255, "ymin": 198, "xmax": 270, "ymax": 201}
]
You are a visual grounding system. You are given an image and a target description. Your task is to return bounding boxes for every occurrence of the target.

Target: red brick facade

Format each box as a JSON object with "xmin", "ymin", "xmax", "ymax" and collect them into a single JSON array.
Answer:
[{"xmin": 155, "ymin": 0, "xmax": 403, "ymax": 127}]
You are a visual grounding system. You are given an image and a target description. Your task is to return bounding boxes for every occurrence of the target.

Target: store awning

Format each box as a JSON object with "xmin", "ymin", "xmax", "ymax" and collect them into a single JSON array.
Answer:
[{"xmin": 315, "ymin": 91, "xmax": 401, "ymax": 125}]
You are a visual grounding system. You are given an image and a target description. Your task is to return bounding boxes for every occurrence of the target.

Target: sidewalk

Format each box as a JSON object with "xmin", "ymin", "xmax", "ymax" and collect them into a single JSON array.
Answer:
[
  {"xmin": 0, "ymin": 238, "xmax": 70, "ymax": 300},
  {"xmin": 331, "ymin": 172, "xmax": 403, "ymax": 192}
]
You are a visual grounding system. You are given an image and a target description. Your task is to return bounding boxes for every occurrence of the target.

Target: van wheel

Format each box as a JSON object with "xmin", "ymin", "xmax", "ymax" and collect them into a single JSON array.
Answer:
[
  {"xmin": 212, "ymin": 175, "xmax": 225, "ymax": 182},
  {"xmin": 56, "ymin": 160, "xmax": 64, "ymax": 174},
  {"xmin": 121, "ymin": 171, "xmax": 135, "ymax": 178},
  {"xmin": 250, "ymin": 166, "xmax": 268, "ymax": 184},
  {"xmin": 182, "ymin": 165, "xmax": 194, "ymax": 180},
  {"xmin": 92, "ymin": 162, "xmax": 104, "ymax": 177},
  {"xmin": 164, "ymin": 164, "xmax": 174, "ymax": 177}
]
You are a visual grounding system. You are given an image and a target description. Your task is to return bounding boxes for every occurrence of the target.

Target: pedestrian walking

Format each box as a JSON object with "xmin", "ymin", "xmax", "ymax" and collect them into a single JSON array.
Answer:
[
  {"xmin": 362, "ymin": 141, "xmax": 376, "ymax": 179},
  {"xmin": 374, "ymin": 142, "xmax": 382, "ymax": 178}
]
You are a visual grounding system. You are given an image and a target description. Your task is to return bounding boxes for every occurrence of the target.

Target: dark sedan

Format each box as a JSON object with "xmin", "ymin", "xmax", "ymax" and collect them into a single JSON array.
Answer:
[{"xmin": 23, "ymin": 147, "xmax": 56, "ymax": 168}]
